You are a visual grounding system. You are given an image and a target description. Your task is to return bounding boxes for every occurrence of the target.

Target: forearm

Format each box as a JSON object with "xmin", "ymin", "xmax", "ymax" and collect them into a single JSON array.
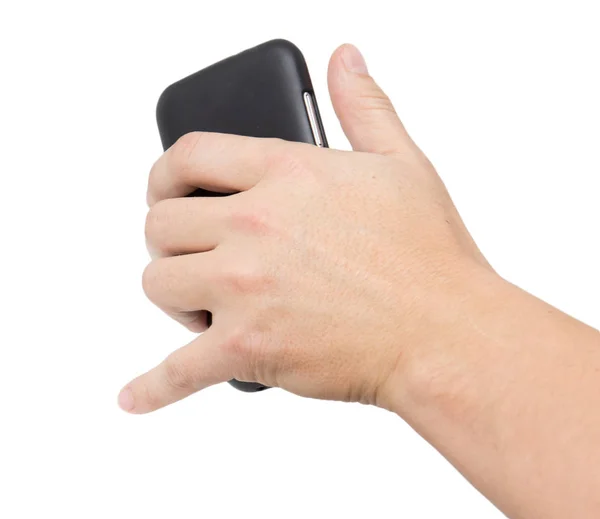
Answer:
[{"xmin": 384, "ymin": 268, "xmax": 600, "ymax": 518}]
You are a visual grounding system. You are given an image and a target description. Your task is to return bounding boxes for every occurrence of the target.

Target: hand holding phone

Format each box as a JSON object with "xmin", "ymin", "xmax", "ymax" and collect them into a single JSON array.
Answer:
[{"xmin": 155, "ymin": 39, "xmax": 328, "ymax": 392}]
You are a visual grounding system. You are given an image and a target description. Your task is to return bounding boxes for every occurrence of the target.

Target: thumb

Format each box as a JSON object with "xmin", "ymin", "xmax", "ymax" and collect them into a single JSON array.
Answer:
[{"xmin": 328, "ymin": 44, "xmax": 414, "ymax": 156}]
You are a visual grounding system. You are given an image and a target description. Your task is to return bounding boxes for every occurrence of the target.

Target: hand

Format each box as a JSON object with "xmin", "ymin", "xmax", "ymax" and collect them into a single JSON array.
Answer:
[{"xmin": 118, "ymin": 44, "xmax": 493, "ymax": 414}]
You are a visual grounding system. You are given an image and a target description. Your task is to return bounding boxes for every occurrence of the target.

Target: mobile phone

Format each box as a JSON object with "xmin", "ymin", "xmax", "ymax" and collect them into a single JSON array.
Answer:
[{"xmin": 156, "ymin": 39, "xmax": 328, "ymax": 392}]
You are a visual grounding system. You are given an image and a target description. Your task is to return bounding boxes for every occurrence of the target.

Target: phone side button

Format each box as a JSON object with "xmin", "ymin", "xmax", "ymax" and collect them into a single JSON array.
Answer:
[{"xmin": 303, "ymin": 91, "xmax": 325, "ymax": 147}]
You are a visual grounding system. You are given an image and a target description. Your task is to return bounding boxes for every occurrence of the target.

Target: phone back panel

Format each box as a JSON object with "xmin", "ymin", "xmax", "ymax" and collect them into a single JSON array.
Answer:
[{"xmin": 156, "ymin": 39, "xmax": 327, "ymax": 150}]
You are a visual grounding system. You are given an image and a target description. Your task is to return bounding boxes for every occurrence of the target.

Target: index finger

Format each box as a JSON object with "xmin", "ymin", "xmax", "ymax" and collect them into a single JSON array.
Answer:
[{"xmin": 147, "ymin": 131, "xmax": 286, "ymax": 206}]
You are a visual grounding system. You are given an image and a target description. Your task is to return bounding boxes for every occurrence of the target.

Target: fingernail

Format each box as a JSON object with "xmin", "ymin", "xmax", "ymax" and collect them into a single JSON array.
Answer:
[
  {"xmin": 118, "ymin": 387, "xmax": 135, "ymax": 412},
  {"xmin": 342, "ymin": 44, "xmax": 368, "ymax": 75}
]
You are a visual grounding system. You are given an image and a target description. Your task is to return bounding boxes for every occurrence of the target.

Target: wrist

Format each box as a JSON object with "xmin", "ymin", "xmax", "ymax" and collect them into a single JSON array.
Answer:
[
  {"xmin": 377, "ymin": 261, "xmax": 600, "ymax": 518},
  {"xmin": 375, "ymin": 264, "xmax": 512, "ymax": 418}
]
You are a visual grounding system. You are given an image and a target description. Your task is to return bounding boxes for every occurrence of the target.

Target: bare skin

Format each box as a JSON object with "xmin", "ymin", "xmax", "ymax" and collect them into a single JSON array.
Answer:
[{"xmin": 119, "ymin": 44, "xmax": 600, "ymax": 518}]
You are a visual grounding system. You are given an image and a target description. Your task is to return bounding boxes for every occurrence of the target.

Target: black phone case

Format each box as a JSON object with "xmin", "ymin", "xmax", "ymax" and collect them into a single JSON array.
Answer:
[{"xmin": 156, "ymin": 39, "xmax": 328, "ymax": 392}]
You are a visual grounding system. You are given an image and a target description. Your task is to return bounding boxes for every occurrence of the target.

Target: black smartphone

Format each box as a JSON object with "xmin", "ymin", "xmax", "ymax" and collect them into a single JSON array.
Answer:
[{"xmin": 156, "ymin": 39, "xmax": 328, "ymax": 392}]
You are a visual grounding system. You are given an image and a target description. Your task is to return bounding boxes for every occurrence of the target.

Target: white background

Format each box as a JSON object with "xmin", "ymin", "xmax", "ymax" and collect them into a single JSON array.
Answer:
[{"xmin": 1, "ymin": 1, "xmax": 598, "ymax": 518}]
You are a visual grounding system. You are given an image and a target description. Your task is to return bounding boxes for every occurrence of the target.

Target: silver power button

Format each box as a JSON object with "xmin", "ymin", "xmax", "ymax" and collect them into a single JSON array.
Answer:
[{"xmin": 303, "ymin": 92, "xmax": 325, "ymax": 147}]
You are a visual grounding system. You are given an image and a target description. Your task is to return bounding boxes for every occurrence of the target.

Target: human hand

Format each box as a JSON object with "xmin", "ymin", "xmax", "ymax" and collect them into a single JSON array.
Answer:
[{"xmin": 118, "ymin": 44, "xmax": 493, "ymax": 414}]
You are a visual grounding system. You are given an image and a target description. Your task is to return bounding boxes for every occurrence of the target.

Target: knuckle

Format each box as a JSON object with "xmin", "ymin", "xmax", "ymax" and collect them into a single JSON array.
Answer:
[
  {"xmin": 221, "ymin": 327, "xmax": 266, "ymax": 364},
  {"xmin": 147, "ymin": 159, "xmax": 161, "ymax": 206},
  {"xmin": 229, "ymin": 205, "xmax": 273, "ymax": 236},
  {"xmin": 219, "ymin": 324, "xmax": 276, "ymax": 385},
  {"xmin": 266, "ymin": 145, "xmax": 308, "ymax": 180},
  {"xmin": 163, "ymin": 353, "xmax": 195, "ymax": 391},
  {"xmin": 220, "ymin": 328, "xmax": 248, "ymax": 359},
  {"xmin": 141, "ymin": 259, "xmax": 165, "ymax": 302},
  {"xmin": 169, "ymin": 131, "xmax": 203, "ymax": 180},
  {"xmin": 139, "ymin": 379, "xmax": 161, "ymax": 411},
  {"xmin": 356, "ymin": 89, "xmax": 396, "ymax": 115},
  {"xmin": 221, "ymin": 262, "xmax": 272, "ymax": 294},
  {"xmin": 144, "ymin": 199, "xmax": 171, "ymax": 246}
]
